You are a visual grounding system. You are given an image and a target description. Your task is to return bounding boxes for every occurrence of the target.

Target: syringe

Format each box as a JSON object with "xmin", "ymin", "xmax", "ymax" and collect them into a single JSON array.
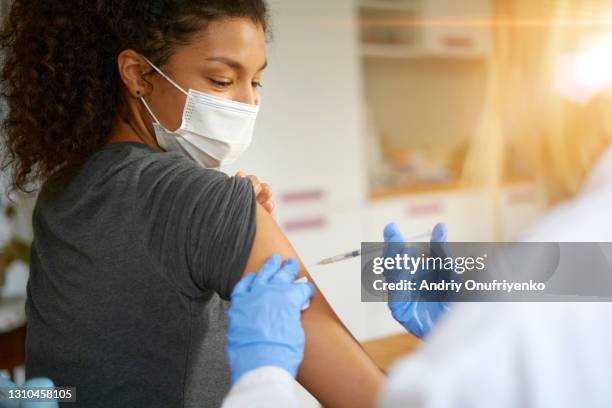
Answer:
[{"xmin": 310, "ymin": 231, "xmax": 431, "ymax": 267}]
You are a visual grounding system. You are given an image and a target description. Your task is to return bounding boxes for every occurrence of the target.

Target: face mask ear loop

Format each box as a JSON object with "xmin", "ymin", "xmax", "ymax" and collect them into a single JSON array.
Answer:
[
  {"xmin": 142, "ymin": 56, "xmax": 189, "ymax": 96},
  {"xmin": 140, "ymin": 96, "xmax": 163, "ymax": 126}
]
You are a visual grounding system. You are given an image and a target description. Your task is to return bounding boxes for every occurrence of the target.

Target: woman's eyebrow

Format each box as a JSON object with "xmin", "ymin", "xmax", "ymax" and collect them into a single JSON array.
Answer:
[{"xmin": 206, "ymin": 56, "xmax": 268, "ymax": 72}]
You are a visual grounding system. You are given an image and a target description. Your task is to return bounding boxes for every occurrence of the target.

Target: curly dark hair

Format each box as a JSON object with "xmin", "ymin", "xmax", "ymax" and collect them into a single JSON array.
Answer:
[{"xmin": 0, "ymin": 0, "xmax": 269, "ymax": 193}]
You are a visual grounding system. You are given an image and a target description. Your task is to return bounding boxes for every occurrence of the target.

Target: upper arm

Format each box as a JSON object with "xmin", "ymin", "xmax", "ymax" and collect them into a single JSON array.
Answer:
[
  {"xmin": 242, "ymin": 204, "xmax": 384, "ymax": 408},
  {"xmin": 140, "ymin": 160, "xmax": 256, "ymax": 300}
]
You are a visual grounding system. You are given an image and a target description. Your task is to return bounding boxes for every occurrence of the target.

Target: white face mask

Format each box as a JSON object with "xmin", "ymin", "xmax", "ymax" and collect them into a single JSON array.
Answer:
[{"xmin": 139, "ymin": 57, "xmax": 260, "ymax": 168}]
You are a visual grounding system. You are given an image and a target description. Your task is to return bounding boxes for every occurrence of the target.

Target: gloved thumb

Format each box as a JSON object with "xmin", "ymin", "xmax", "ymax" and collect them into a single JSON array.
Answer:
[
  {"xmin": 23, "ymin": 378, "xmax": 58, "ymax": 408},
  {"xmin": 431, "ymin": 223, "xmax": 448, "ymax": 243},
  {"xmin": 430, "ymin": 222, "xmax": 452, "ymax": 268},
  {"xmin": 384, "ymin": 222, "xmax": 405, "ymax": 243}
]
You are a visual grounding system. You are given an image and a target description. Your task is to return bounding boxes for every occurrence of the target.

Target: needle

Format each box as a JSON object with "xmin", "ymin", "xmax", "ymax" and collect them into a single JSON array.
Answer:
[{"xmin": 309, "ymin": 231, "xmax": 430, "ymax": 267}]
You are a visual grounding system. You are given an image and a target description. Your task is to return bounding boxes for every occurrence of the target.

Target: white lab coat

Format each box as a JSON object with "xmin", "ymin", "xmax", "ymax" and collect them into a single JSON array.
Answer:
[{"xmin": 222, "ymin": 147, "xmax": 612, "ymax": 408}]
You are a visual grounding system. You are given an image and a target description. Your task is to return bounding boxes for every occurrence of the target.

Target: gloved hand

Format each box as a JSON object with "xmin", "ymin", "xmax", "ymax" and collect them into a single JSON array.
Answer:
[
  {"xmin": 227, "ymin": 255, "xmax": 316, "ymax": 385},
  {"xmin": 383, "ymin": 222, "xmax": 453, "ymax": 339},
  {"xmin": 0, "ymin": 377, "xmax": 58, "ymax": 408}
]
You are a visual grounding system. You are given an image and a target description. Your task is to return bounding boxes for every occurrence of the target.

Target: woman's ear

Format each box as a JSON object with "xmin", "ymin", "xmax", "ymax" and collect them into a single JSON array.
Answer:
[{"xmin": 117, "ymin": 49, "xmax": 153, "ymax": 98}]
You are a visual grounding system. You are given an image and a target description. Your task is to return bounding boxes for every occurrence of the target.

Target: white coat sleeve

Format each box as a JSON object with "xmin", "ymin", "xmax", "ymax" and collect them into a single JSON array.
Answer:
[
  {"xmin": 221, "ymin": 366, "xmax": 300, "ymax": 408},
  {"xmin": 378, "ymin": 302, "xmax": 612, "ymax": 408}
]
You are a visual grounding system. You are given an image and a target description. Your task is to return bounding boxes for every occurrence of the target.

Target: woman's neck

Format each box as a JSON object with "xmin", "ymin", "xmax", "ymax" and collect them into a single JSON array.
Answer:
[{"xmin": 107, "ymin": 113, "xmax": 162, "ymax": 151}]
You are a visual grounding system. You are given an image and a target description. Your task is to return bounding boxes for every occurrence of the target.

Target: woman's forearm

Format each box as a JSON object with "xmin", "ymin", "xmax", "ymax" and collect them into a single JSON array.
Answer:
[{"xmin": 297, "ymin": 280, "xmax": 384, "ymax": 407}]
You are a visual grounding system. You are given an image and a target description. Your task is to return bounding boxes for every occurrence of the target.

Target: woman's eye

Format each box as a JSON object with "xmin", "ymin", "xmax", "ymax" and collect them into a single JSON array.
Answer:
[
  {"xmin": 209, "ymin": 79, "xmax": 232, "ymax": 89},
  {"xmin": 252, "ymin": 81, "xmax": 263, "ymax": 89}
]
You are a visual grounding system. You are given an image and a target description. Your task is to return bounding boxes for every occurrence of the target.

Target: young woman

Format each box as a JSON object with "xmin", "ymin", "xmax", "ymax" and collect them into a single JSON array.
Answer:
[{"xmin": 0, "ymin": 1, "xmax": 383, "ymax": 407}]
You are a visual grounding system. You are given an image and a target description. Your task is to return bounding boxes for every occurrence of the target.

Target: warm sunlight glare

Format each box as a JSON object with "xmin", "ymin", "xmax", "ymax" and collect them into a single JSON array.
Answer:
[{"xmin": 555, "ymin": 35, "xmax": 612, "ymax": 103}]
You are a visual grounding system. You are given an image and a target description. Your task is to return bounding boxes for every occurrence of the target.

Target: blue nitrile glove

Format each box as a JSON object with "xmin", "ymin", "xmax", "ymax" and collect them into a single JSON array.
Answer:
[
  {"xmin": 0, "ymin": 377, "xmax": 58, "ymax": 408},
  {"xmin": 383, "ymin": 222, "xmax": 453, "ymax": 339},
  {"xmin": 227, "ymin": 255, "xmax": 316, "ymax": 385}
]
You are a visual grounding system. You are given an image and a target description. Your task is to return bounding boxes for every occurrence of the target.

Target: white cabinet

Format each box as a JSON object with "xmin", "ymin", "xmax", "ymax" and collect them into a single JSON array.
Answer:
[
  {"xmin": 359, "ymin": 0, "xmax": 491, "ymax": 59},
  {"xmin": 364, "ymin": 184, "xmax": 546, "ymax": 244},
  {"xmin": 499, "ymin": 183, "xmax": 547, "ymax": 240},
  {"xmin": 364, "ymin": 189, "xmax": 497, "ymax": 242},
  {"xmin": 420, "ymin": 0, "xmax": 492, "ymax": 57}
]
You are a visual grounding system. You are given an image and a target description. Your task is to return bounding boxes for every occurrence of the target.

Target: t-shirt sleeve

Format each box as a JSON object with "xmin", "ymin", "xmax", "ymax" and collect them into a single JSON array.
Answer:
[{"xmin": 138, "ymin": 154, "xmax": 257, "ymax": 300}]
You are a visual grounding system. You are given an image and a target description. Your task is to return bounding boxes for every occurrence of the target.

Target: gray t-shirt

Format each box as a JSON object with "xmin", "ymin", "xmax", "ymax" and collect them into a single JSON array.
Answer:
[{"xmin": 25, "ymin": 142, "xmax": 256, "ymax": 408}]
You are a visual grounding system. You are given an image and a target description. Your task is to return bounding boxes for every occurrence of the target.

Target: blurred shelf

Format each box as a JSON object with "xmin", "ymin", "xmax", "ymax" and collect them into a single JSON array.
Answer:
[
  {"xmin": 358, "ymin": 0, "xmax": 421, "ymax": 12},
  {"xmin": 361, "ymin": 44, "xmax": 425, "ymax": 59},
  {"xmin": 357, "ymin": 0, "xmax": 491, "ymax": 59},
  {"xmin": 369, "ymin": 177, "xmax": 535, "ymax": 201},
  {"xmin": 370, "ymin": 180, "xmax": 461, "ymax": 200},
  {"xmin": 361, "ymin": 43, "xmax": 486, "ymax": 59}
]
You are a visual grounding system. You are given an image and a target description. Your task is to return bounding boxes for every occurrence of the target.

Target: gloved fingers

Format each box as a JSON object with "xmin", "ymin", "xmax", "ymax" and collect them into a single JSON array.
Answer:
[
  {"xmin": 251, "ymin": 255, "xmax": 282, "ymax": 288},
  {"xmin": 232, "ymin": 272, "xmax": 257, "ymax": 297},
  {"xmin": 24, "ymin": 377, "xmax": 55, "ymax": 388},
  {"xmin": 430, "ymin": 223, "xmax": 448, "ymax": 243},
  {"xmin": 430, "ymin": 222, "xmax": 452, "ymax": 264},
  {"xmin": 295, "ymin": 282, "xmax": 316, "ymax": 307},
  {"xmin": 22, "ymin": 378, "xmax": 58, "ymax": 408},
  {"xmin": 270, "ymin": 258, "xmax": 300, "ymax": 284},
  {"xmin": 388, "ymin": 300, "xmax": 411, "ymax": 321},
  {"xmin": 383, "ymin": 222, "xmax": 407, "ymax": 259},
  {"xmin": 384, "ymin": 222, "xmax": 406, "ymax": 243}
]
